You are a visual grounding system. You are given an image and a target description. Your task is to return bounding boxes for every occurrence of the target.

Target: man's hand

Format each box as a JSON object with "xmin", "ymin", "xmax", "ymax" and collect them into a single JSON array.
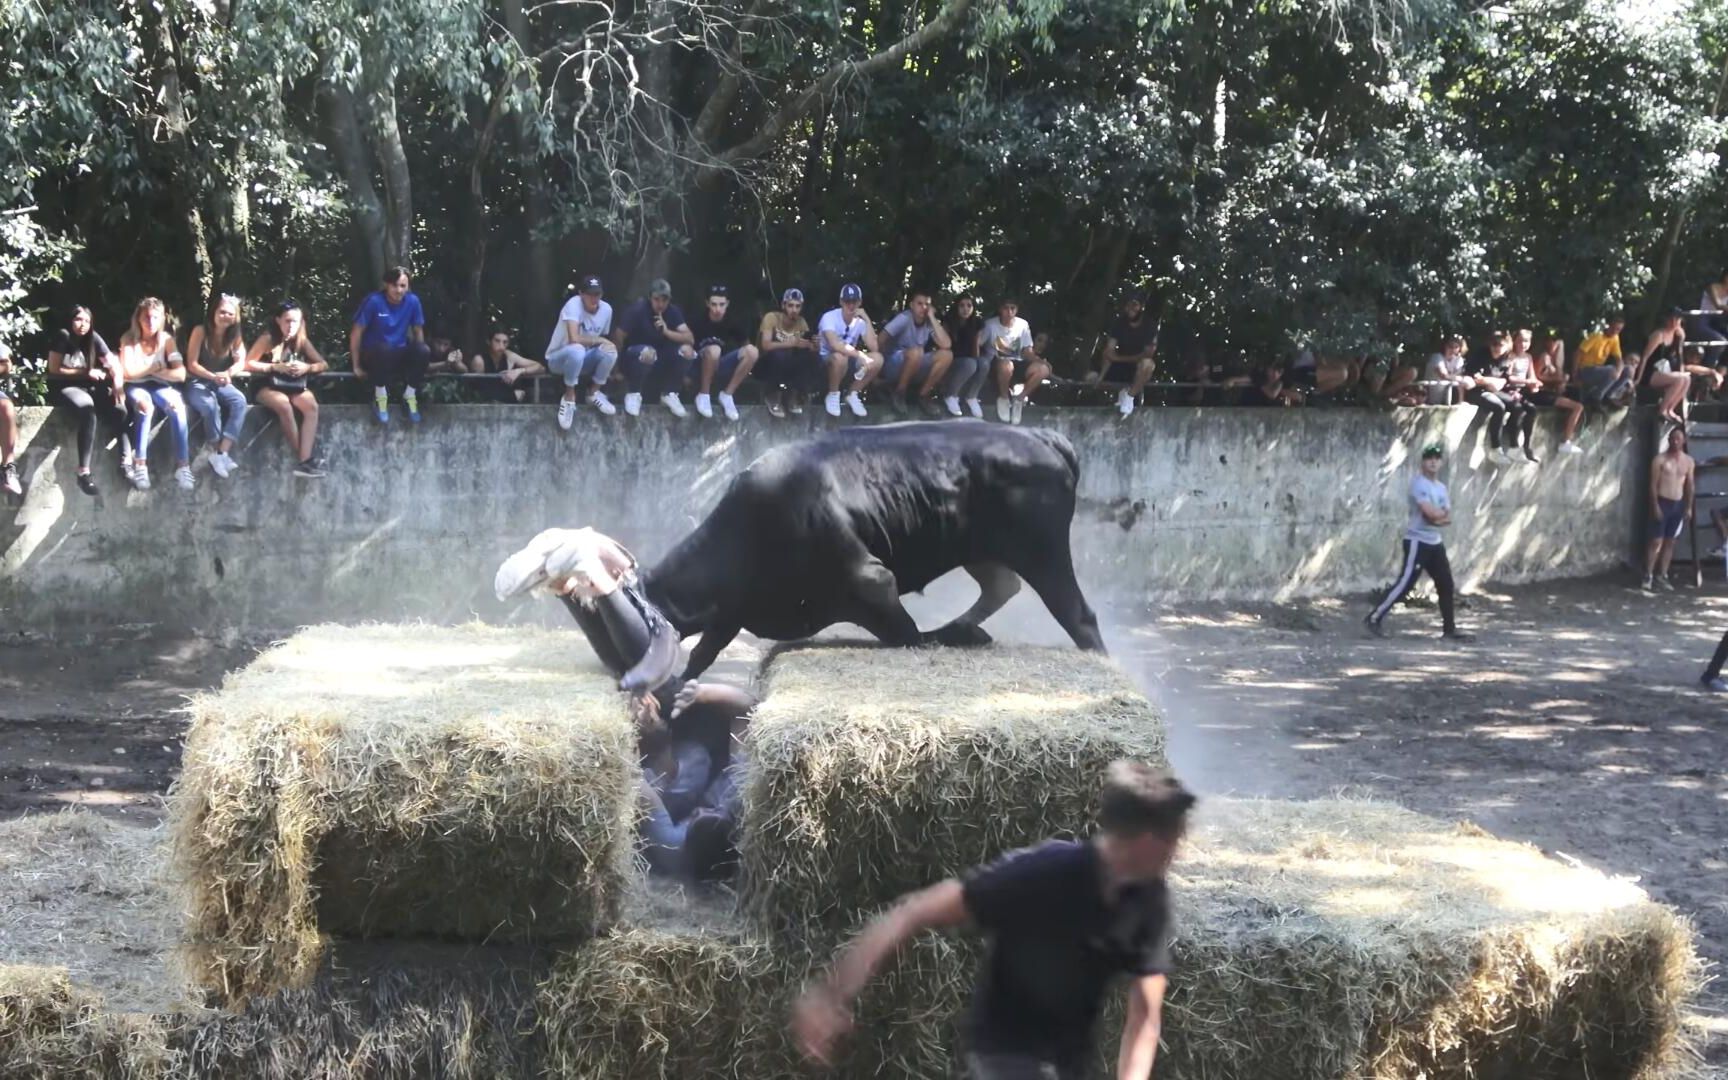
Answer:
[
  {"xmin": 501, "ymin": 368, "xmax": 521, "ymax": 386},
  {"xmin": 1083, "ymin": 370, "xmax": 1101, "ymax": 385},
  {"xmin": 671, "ymin": 680, "xmax": 701, "ymax": 720},
  {"xmin": 792, "ymin": 985, "xmax": 854, "ymax": 1066}
]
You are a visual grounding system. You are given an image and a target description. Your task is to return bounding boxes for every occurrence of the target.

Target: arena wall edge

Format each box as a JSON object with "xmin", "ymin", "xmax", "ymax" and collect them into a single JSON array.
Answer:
[{"xmin": 0, "ymin": 405, "xmax": 1652, "ymax": 634}]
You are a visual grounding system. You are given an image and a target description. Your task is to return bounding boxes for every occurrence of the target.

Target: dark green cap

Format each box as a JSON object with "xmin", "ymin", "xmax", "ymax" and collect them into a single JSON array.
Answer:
[{"xmin": 1421, "ymin": 443, "xmax": 1444, "ymax": 459}]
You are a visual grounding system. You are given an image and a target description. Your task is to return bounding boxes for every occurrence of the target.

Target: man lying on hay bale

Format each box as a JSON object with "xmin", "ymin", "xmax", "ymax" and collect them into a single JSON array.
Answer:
[
  {"xmin": 639, "ymin": 420, "xmax": 1108, "ymax": 680},
  {"xmin": 496, "ymin": 527, "xmax": 750, "ymax": 883}
]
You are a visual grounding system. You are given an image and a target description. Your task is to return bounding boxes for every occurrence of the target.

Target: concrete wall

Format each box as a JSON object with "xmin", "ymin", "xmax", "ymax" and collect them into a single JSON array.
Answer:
[{"xmin": 0, "ymin": 403, "xmax": 1650, "ymax": 634}]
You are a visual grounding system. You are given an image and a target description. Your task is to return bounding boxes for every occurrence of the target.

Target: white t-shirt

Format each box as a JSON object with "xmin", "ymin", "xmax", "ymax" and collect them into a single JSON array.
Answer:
[
  {"xmin": 817, "ymin": 308, "xmax": 870, "ymax": 358},
  {"xmin": 978, "ymin": 316, "xmax": 1033, "ymax": 361},
  {"xmin": 547, "ymin": 297, "xmax": 614, "ymax": 355}
]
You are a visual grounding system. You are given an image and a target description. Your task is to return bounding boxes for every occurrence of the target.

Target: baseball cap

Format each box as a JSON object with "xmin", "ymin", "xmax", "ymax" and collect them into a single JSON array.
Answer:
[
  {"xmin": 649, "ymin": 278, "xmax": 673, "ymax": 298},
  {"xmin": 782, "ymin": 288, "xmax": 804, "ymax": 304},
  {"xmin": 1421, "ymin": 443, "xmax": 1444, "ymax": 459},
  {"xmin": 707, "ymin": 284, "xmax": 729, "ymax": 298},
  {"xmin": 0, "ymin": 343, "xmax": 10, "ymax": 360},
  {"xmin": 580, "ymin": 275, "xmax": 603, "ymax": 295},
  {"xmin": 840, "ymin": 283, "xmax": 863, "ymax": 303}
]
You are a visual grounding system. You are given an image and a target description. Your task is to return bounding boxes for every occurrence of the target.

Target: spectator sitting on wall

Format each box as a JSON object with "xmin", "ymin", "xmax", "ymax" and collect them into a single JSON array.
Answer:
[
  {"xmin": 427, "ymin": 335, "xmax": 469, "ymax": 376},
  {"xmin": 688, "ymin": 284, "xmax": 758, "ymax": 421},
  {"xmin": 1087, "ymin": 293, "xmax": 1159, "ymax": 418},
  {"xmin": 1240, "ymin": 363, "xmax": 1298, "ymax": 407},
  {"xmin": 756, "ymin": 288, "xmax": 818, "ymax": 419},
  {"xmin": 1361, "ymin": 354, "xmax": 1422, "ymax": 406},
  {"xmin": 879, "ymin": 289, "xmax": 954, "ymax": 418},
  {"xmin": 246, "ymin": 300, "xmax": 328, "ymax": 479},
  {"xmin": 547, "ymin": 276, "xmax": 620, "ymax": 424},
  {"xmin": 940, "ymin": 296, "xmax": 987, "ymax": 419},
  {"xmin": 818, "ymin": 283, "xmax": 883, "ymax": 419},
  {"xmin": 1682, "ymin": 343, "xmax": 1724, "ymax": 398},
  {"xmin": 1575, "ymin": 315, "xmax": 1632, "ymax": 406},
  {"xmin": 349, "ymin": 265, "xmax": 431, "ymax": 425},
  {"xmin": 1500, "ymin": 329, "xmax": 1546, "ymax": 463},
  {"xmin": 1464, "ymin": 329, "xmax": 1533, "ymax": 466},
  {"xmin": 1285, "ymin": 347, "xmax": 1359, "ymax": 397},
  {"xmin": 1636, "ymin": 308, "xmax": 1690, "ymax": 427},
  {"xmin": 1693, "ymin": 270, "xmax": 1728, "ymax": 366},
  {"xmin": 982, "ymin": 297, "xmax": 1049, "ymax": 425},
  {"xmin": 1531, "ymin": 333, "xmax": 1584, "ymax": 455},
  {"xmin": 473, "ymin": 328, "xmax": 546, "ymax": 403},
  {"xmin": 47, "ymin": 304, "xmax": 124, "ymax": 496},
  {"xmin": 118, "ymin": 297, "xmax": 194, "ymax": 492},
  {"xmin": 615, "ymin": 278, "xmax": 696, "ymax": 418},
  {"xmin": 0, "ymin": 343, "xmax": 20, "ymax": 496},
  {"xmin": 183, "ymin": 292, "xmax": 249, "ymax": 480},
  {"xmin": 1424, "ymin": 335, "xmax": 1473, "ymax": 405}
]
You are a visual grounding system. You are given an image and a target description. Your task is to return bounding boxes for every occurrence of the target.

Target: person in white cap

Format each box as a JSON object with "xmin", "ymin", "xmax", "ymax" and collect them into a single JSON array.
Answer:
[
  {"xmin": 0, "ymin": 342, "xmax": 20, "ymax": 496},
  {"xmin": 818, "ymin": 283, "xmax": 883, "ymax": 418},
  {"xmin": 545, "ymin": 275, "xmax": 620, "ymax": 426}
]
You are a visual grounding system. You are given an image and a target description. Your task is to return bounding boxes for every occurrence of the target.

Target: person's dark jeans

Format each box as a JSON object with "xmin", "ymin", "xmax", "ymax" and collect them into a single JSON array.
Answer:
[
  {"xmin": 361, "ymin": 342, "xmax": 431, "ymax": 394},
  {"xmin": 753, "ymin": 348, "xmax": 822, "ymax": 393},
  {"xmin": 1690, "ymin": 314, "xmax": 1728, "ymax": 366},
  {"xmin": 620, "ymin": 343, "xmax": 694, "ymax": 397},
  {"xmin": 967, "ymin": 1053, "xmax": 1077, "ymax": 1080},
  {"xmin": 52, "ymin": 382, "xmax": 125, "ymax": 471},
  {"xmin": 1705, "ymin": 629, "xmax": 1728, "ymax": 683}
]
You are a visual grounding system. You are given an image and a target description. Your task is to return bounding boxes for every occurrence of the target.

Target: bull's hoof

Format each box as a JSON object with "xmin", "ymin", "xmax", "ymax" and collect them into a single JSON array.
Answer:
[{"xmin": 930, "ymin": 623, "xmax": 994, "ymax": 647}]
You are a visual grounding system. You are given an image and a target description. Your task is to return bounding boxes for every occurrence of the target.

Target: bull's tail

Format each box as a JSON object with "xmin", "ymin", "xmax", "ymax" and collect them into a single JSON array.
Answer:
[{"xmin": 1029, "ymin": 428, "xmax": 1081, "ymax": 488}]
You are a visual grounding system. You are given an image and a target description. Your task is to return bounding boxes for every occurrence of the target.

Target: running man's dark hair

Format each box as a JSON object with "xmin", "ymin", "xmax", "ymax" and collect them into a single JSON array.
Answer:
[{"xmin": 1097, "ymin": 761, "xmax": 1196, "ymax": 837}]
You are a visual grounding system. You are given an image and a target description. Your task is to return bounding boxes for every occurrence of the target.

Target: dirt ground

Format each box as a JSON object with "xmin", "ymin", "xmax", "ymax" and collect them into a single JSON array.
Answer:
[{"xmin": 2, "ymin": 576, "xmax": 1727, "ymax": 1067}]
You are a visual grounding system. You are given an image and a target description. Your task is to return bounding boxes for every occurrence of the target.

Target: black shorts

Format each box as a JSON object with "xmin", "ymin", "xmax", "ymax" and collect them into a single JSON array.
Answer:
[
  {"xmin": 1285, "ymin": 365, "xmax": 1318, "ymax": 388},
  {"xmin": 1651, "ymin": 497, "xmax": 1687, "ymax": 541},
  {"xmin": 1104, "ymin": 360, "xmax": 1145, "ymax": 383}
]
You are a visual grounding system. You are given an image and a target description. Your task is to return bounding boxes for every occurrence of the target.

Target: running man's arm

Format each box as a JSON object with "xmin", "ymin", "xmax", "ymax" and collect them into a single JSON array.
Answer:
[
  {"xmin": 792, "ymin": 880, "xmax": 968, "ymax": 1064},
  {"xmin": 1416, "ymin": 499, "xmax": 1450, "ymax": 526},
  {"xmin": 1116, "ymin": 973, "xmax": 1167, "ymax": 1080},
  {"xmin": 1650, "ymin": 457, "xmax": 1665, "ymax": 517}
]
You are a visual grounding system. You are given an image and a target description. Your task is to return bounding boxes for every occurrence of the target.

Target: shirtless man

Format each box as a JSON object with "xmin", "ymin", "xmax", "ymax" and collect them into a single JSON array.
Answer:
[{"xmin": 1643, "ymin": 427, "xmax": 1695, "ymax": 591}]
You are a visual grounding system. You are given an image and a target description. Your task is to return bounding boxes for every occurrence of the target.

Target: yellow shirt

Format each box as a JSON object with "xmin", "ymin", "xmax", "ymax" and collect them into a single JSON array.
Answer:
[{"xmin": 1576, "ymin": 331, "xmax": 1621, "ymax": 369}]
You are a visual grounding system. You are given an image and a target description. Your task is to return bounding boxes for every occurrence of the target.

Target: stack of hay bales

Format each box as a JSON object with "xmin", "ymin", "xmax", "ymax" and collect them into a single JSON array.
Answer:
[
  {"xmin": 171, "ymin": 623, "xmax": 638, "ymax": 1006},
  {"xmin": 0, "ymin": 965, "xmax": 168, "ymax": 1077}
]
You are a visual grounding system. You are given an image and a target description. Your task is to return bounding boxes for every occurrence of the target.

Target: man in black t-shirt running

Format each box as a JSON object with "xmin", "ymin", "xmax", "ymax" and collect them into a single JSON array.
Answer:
[{"xmin": 793, "ymin": 761, "xmax": 1193, "ymax": 1080}]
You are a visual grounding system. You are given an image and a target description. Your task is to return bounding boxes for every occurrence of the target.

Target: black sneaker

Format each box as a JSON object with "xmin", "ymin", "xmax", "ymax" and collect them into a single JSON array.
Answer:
[
  {"xmin": 890, "ymin": 392, "xmax": 910, "ymax": 417},
  {"xmin": 293, "ymin": 459, "xmax": 326, "ymax": 478},
  {"xmin": 1441, "ymin": 628, "xmax": 1475, "ymax": 642},
  {"xmin": 76, "ymin": 472, "xmax": 98, "ymax": 496},
  {"xmin": 1363, "ymin": 616, "xmax": 1384, "ymax": 638},
  {"xmin": 917, "ymin": 395, "xmax": 944, "ymax": 419}
]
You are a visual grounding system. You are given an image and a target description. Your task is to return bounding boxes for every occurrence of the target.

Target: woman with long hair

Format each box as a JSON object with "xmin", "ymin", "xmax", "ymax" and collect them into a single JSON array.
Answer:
[
  {"xmin": 183, "ymin": 293, "xmax": 249, "ymax": 478},
  {"xmin": 117, "ymin": 297, "xmax": 192, "ymax": 491},
  {"xmin": 46, "ymin": 305, "xmax": 124, "ymax": 496},
  {"xmin": 245, "ymin": 300, "xmax": 327, "ymax": 478}
]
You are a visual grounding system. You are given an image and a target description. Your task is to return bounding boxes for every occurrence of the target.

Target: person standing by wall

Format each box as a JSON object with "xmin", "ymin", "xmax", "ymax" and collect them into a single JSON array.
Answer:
[
  {"xmin": 1642, "ymin": 427, "xmax": 1694, "ymax": 592},
  {"xmin": 1364, "ymin": 443, "xmax": 1473, "ymax": 640},
  {"xmin": 0, "ymin": 344, "xmax": 20, "ymax": 496},
  {"xmin": 792, "ymin": 761, "xmax": 1194, "ymax": 1080},
  {"xmin": 349, "ymin": 266, "xmax": 431, "ymax": 425}
]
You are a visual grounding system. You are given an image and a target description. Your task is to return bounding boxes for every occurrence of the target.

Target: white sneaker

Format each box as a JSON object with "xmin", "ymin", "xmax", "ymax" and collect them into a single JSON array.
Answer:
[
  {"xmin": 210, "ymin": 452, "xmax": 234, "ymax": 479},
  {"xmin": 825, "ymin": 392, "xmax": 842, "ymax": 418},
  {"xmin": 130, "ymin": 463, "xmax": 151, "ymax": 491},
  {"xmin": 1117, "ymin": 389, "xmax": 1135, "ymax": 416},
  {"xmin": 175, "ymin": 465, "xmax": 195, "ymax": 491},
  {"xmin": 624, "ymin": 392, "xmax": 643, "ymax": 417},
  {"xmin": 590, "ymin": 391, "xmax": 616, "ymax": 416},
  {"xmin": 1010, "ymin": 396, "xmax": 1026, "ymax": 425},
  {"xmin": 1559, "ymin": 441, "xmax": 1583, "ymax": 455},
  {"xmin": 846, "ymin": 391, "xmax": 866, "ymax": 418},
  {"xmin": 943, "ymin": 395, "xmax": 962, "ymax": 417},
  {"xmin": 557, "ymin": 397, "xmax": 577, "ymax": 431},
  {"xmin": 966, "ymin": 398, "xmax": 983, "ymax": 419},
  {"xmin": 996, "ymin": 398, "xmax": 1012, "ymax": 422},
  {"xmin": 718, "ymin": 392, "xmax": 739, "ymax": 421},
  {"xmin": 662, "ymin": 393, "xmax": 688, "ymax": 419},
  {"xmin": 695, "ymin": 393, "xmax": 714, "ymax": 419}
]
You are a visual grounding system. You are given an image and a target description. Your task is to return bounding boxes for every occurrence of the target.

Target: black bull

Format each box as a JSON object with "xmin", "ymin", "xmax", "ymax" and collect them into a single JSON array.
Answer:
[{"xmin": 638, "ymin": 421, "xmax": 1106, "ymax": 682}]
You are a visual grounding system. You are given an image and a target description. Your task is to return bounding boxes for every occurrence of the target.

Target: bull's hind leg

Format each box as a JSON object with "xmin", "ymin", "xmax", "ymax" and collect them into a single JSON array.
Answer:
[
  {"xmin": 930, "ymin": 563, "xmax": 1022, "ymax": 647},
  {"xmin": 843, "ymin": 558, "xmax": 925, "ymax": 646},
  {"xmin": 1015, "ymin": 552, "xmax": 1106, "ymax": 653}
]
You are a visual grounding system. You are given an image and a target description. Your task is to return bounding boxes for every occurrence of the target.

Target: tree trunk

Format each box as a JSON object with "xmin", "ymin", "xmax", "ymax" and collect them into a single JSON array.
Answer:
[
  {"xmin": 629, "ymin": 0, "xmax": 679, "ymax": 298},
  {"xmin": 320, "ymin": 81, "xmax": 388, "ymax": 285},
  {"xmin": 1649, "ymin": 47, "xmax": 1728, "ymax": 319},
  {"xmin": 371, "ymin": 84, "xmax": 413, "ymax": 270},
  {"xmin": 143, "ymin": 5, "xmax": 214, "ymax": 303},
  {"xmin": 503, "ymin": 0, "xmax": 557, "ymax": 315},
  {"xmin": 464, "ymin": 83, "xmax": 513, "ymax": 350}
]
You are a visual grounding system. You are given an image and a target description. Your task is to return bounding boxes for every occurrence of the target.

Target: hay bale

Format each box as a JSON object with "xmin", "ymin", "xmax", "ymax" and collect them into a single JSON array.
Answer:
[
  {"xmin": 541, "ymin": 799, "xmax": 1696, "ymax": 1080},
  {"xmin": 171, "ymin": 623, "xmax": 639, "ymax": 1006},
  {"xmin": 0, "ymin": 965, "xmax": 168, "ymax": 1079},
  {"xmin": 738, "ymin": 644, "xmax": 1167, "ymax": 940}
]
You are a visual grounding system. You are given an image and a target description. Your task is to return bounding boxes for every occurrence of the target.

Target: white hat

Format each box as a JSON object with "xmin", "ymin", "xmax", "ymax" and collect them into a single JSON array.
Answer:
[{"xmin": 0, "ymin": 343, "xmax": 11, "ymax": 360}]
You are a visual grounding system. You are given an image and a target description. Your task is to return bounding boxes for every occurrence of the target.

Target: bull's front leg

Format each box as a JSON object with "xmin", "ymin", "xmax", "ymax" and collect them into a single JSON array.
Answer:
[
  {"xmin": 682, "ymin": 622, "xmax": 742, "ymax": 681},
  {"xmin": 845, "ymin": 559, "xmax": 925, "ymax": 647}
]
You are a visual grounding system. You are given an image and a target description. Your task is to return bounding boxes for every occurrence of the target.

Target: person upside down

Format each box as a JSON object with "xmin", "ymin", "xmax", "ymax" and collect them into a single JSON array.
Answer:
[{"xmin": 495, "ymin": 527, "xmax": 753, "ymax": 882}]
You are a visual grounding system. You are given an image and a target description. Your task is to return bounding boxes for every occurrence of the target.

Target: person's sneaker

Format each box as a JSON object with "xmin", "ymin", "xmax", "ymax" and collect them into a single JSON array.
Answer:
[
  {"xmin": 1708, "ymin": 543, "xmax": 1727, "ymax": 559},
  {"xmin": 1441, "ymin": 629, "xmax": 1476, "ymax": 642},
  {"xmin": 767, "ymin": 395, "xmax": 787, "ymax": 420},
  {"xmin": 1523, "ymin": 447, "xmax": 1540, "ymax": 464},
  {"xmin": 1640, "ymin": 575, "xmax": 1655, "ymax": 592},
  {"xmin": 558, "ymin": 397, "xmax": 577, "ymax": 430},
  {"xmin": 293, "ymin": 459, "xmax": 325, "ymax": 478},
  {"xmin": 624, "ymin": 392, "xmax": 643, "ymax": 417},
  {"xmin": 120, "ymin": 443, "xmax": 134, "ymax": 473},
  {"xmin": 405, "ymin": 395, "xmax": 422, "ymax": 423},
  {"xmin": 695, "ymin": 393, "xmax": 714, "ymax": 419},
  {"xmin": 373, "ymin": 393, "xmax": 390, "ymax": 423},
  {"xmin": 890, "ymin": 392, "xmax": 909, "ymax": 417},
  {"xmin": 788, "ymin": 394, "xmax": 804, "ymax": 416},
  {"xmin": 943, "ymin": 395, "xmax": 962, "ymax": 417},
  {"xmin": 210, "ymin": 452, "xmax": 234, "ymax": 479},
  {"xmin": 846, "ymin": 391, "xmax": 867, "ymax": 418},
  {"xmin": 718, "ymin": 392, "xmax": 739, "ymax": 421},
  {"xmin": 130, "ymin": 463, "xmax": 151, "ymax": 491},
  {"xmin": 995, "ymin": 398, "xmax": 1012, "ymax": 422},
  {"xmin": 76, "ymin": 472, "xmax": 98, "ymax": 497},
  {"xmin": 175, "ymin": 465, "xmax": 195, "ymax": 491},
  {"xmin": 1010, "ymin": 396, "xmax": 1026, "ymax": 425},
  {"xmin": 1117, "ymin": 389, "xmax": 1135, "ymax": 417},
  {"xmin": 966, "ymin": 398, "xmax": 983, "ymax": 419},
  {"xmin": 1493, "ymin": 447, "xmax": 1512, "ymax": 466},
  {"xmin": 1703, "ymin": 676, "xmax": 1728, "ymax": 692},
  {"xmin": 1656, "ymin": 576, "xmax": 1675, "ymax": 592},
  {"xmin": 917, "ymin": 396, "xmax": 943, "ymax": 418},
  {"xmin": 825, "ymin": 392, "xmax": 842, "ymax": 418},
  {"xmin": 1559, "ymin": 440, "xmax": 1583, "ymax": 455},
  {"xmin": 590, "ymin": 391, "xmax": 616, "ymax": 416},
  {"xmin": 1, "ymin": 462, "xmax": 19, "ymax": 497},
  {"xmin": 662, "ymin": 393, "xmax": 689, "ymax": 418},
  {"xmin": 1363, "ymin": 616, "xmax": 1384, "ymax": 638}
]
